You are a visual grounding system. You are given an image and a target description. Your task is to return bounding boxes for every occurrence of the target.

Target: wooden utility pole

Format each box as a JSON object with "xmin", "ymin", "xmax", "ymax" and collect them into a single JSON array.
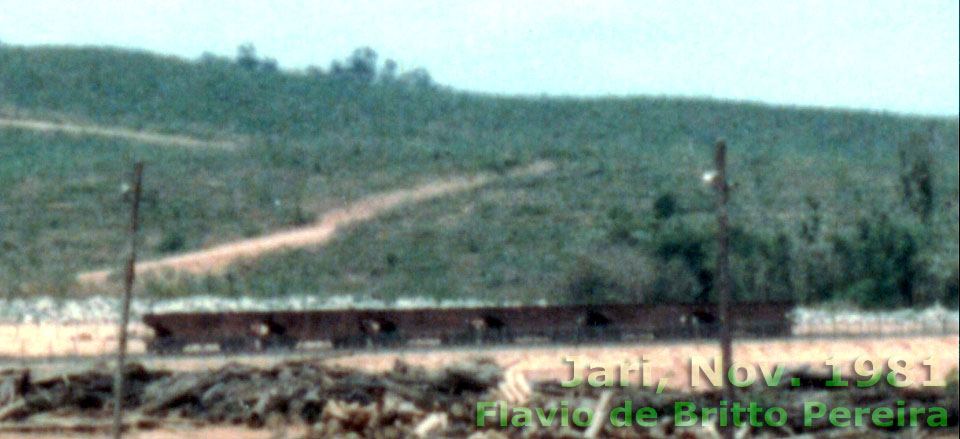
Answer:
[
  {"xmin": 714, "ymin": 141, "xmax": 734, "ymax": 439},
  {"xmin": 113, "ymin": 162, "xmax": 144, "ymax": 439}
]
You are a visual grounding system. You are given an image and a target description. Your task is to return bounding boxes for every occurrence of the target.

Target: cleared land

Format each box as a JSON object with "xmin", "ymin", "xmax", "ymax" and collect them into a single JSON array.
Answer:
[
  {"xmin": 3, "ymin": 318, "xmax": 956, "ymax": 390},
  {"xmin": 76, "ymin": 161, "xmax": 555, "ymax": 284}
]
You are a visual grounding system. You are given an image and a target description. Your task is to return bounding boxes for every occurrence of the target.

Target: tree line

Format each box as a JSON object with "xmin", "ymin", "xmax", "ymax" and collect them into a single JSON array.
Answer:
[{"xmin": 203, "ymin": 44, "xmax": 433, "ymax": 89}]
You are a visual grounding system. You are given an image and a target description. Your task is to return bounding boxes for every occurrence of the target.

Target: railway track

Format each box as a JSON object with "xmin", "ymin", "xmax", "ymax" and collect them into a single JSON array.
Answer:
[{"xmin": 141, "ymin": 302, "xmax": 794, "ymax": 354}]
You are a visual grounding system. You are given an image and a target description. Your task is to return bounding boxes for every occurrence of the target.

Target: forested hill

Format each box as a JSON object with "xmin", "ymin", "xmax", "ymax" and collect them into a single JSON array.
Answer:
[{"xmin": 1, "ymin": 44, "xmax": 956, "ymax": 308}]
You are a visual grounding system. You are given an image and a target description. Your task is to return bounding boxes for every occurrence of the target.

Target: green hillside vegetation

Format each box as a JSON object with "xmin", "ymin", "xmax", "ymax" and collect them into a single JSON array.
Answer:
[{"xmin": 1, "ymin": 43, "xmax": 957, "ymax": 308}]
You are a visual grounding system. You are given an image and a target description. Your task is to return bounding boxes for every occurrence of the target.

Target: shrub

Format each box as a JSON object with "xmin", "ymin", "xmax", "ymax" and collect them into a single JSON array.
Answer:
[
  {"xmin": 606, "ymin": 206, "xmax": 640, "ymax": 246},
  {"xmin": 899, "ymin": 131, "xmax": 935, "ymax": 223},
  {"xmin": 650, "ymin": 258, "xmax": 703, "ymax": 303},
  {"xmin": 564, "ymin": 262, "xmax": 622, "ymax": 305},
  {"xmin": 157, "ymin": 230, "xmax": 187, "ymax": 253},
  {"xmin": 945, "ymin": 268, "xmax": 959, "ymax": 308},
  {"xmin": 654, "ymin": 224, "xmax": 712, "ymax": 301},
  {"xmin": 798, "ymin": 195, "xmax": 821, "ymax": 244},
  {"xmin": 653, "ymin": 193, "xmax": 678, "ymax": 219},
  {"xmin": 830, "ymin": 214, "xmax": 920, "ymax": 308}
]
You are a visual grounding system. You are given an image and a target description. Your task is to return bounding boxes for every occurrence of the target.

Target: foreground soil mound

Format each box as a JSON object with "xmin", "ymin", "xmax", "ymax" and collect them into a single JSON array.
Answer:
[{"xmin": 1, "ymin": 359, "xmax": 957, "ymax": 438}]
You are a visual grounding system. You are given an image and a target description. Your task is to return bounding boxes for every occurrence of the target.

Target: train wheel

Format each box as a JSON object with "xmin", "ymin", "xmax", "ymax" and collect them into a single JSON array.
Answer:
[
  {"xmin": 363, "ymin": 332, "xmax": 401, "ymax": 348},
  {"xmin": 483, "ymin": 328, "xmax": 513, "ymax": 344},
  {"xmin": 220, "ymin": 337, "xmax": 256, "ymax": 353},
  {"xmin": 262, "ymin": 335, "xmax": 298, "ymax": 351},
  {"xmin": 147, "ymin": 337, "xmax": 185, "ymax": 354}
]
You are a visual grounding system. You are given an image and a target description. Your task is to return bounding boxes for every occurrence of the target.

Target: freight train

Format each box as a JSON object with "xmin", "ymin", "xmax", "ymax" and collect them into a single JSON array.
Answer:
[{"xmin": 142, "ymin": 301, "xmax": 794, "ymax": 353}]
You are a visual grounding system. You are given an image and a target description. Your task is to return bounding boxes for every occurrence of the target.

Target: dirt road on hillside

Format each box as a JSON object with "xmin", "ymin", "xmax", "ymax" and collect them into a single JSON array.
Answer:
[
  {"xmin": 0, "ymin": 116, "xmax": 237, "ymax": 148},
  {"xmin": 77, "ymin": 160, "xmax": 556, "ymax": 283},
  {"xmin": 2, "ymin": 114, "xmax": 556, "ymax": 285}
]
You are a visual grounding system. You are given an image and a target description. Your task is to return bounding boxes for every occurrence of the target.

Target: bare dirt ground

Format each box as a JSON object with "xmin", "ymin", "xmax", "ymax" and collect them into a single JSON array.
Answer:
[
  {"xmin": 76, "ymin": 160, "xmax": 556, "ymax": 284},
  {"xmin": 0, "ymin": 116, "xmax": 238, "ymax": 149},
  {"xmin": 0, "ymin": 323, "xmax": 150, "ymax": 357},
  {"xmin": 5, "ymin": 320, "xmax": 956, "ymax": 391}
]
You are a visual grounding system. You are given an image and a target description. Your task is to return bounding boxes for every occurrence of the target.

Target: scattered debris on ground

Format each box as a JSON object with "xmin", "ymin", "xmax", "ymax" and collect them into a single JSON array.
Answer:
[{"xmin": 1, "ymin": 359, "xmax": 956, "ymax": 438}]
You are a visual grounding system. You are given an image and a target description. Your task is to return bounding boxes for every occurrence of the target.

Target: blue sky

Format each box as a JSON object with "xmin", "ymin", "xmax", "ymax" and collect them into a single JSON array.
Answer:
[{"xmin": 1, "ymin": 0, "xmax": 957, "ymax": 116}]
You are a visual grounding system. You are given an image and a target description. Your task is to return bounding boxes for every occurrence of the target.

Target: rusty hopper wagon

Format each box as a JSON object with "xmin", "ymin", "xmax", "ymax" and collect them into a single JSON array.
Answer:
[{"xmin": 142, "ymin": 302, "xmax": 794, "ymax": 353}]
